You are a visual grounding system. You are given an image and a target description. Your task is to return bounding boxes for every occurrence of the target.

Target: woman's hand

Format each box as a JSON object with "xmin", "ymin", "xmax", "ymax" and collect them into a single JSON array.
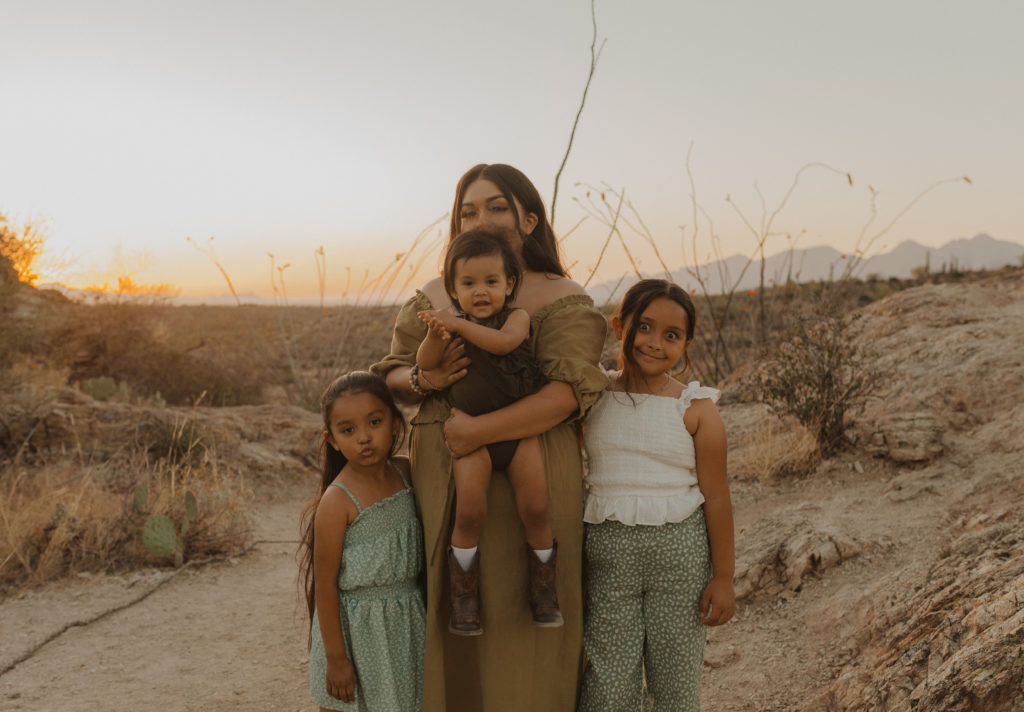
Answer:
[
  {"xmin": 325, "ymin": 654, "xmax": 358, "ymax": 703},
  {"xmin": 421, "ymin": 338, "xmax": 470, "ymax": 391},
  {"xmin": 700, "ymin": 576, "xmax": 735, "ymax": 626},
  {"xmin": 444, "ymin": 407, "xmax": 483, "ymax": 458}
]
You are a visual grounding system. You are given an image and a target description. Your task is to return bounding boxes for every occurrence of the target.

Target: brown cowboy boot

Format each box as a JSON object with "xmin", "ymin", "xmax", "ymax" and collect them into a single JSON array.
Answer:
[
  {"xmin": 448, "ymin": 548, "xmax": 483, "ymax": 636},
  {"xmin": 528, "ymin": 541, "xmax": 564, "ymax": 627}
]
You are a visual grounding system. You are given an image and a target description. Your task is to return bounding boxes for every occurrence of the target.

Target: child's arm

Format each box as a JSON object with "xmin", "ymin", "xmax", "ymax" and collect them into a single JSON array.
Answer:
[
  {"xmin": 416, "ymin": 313, "xmax": 452, "ymax": 371},
  {"xmin": 420, "ymin": 308, "xmax": 529, "ymax": 356},
  {"xmin": 444, "ymin": 381, "xmax": 576, "ymax": 457},
  {"xmin": 313, "ymin": 489, "xmax": 359, "ymax": 703},
  {"xmin": 688, "ymin": 397, "xmax": 736, "ymax": 627}
]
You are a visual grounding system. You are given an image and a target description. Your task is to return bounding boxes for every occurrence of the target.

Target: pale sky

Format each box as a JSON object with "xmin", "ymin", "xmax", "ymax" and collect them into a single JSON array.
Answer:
[{"xmin": 2, "ymin": 0, "xmax": 1021, "ymax": 300}]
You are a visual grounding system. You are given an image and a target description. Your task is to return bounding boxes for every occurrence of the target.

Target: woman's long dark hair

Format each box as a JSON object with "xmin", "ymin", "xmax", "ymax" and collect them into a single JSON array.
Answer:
[
  {"xmin": 450, "ymin": 163, "xmax": 567, "ymax": 278},
  {"xmin": 442, "ymin": 229, "xmax": 524, "ymax": 313},
  {"xmin": 298, "ymin": 371, "xmax": 407, "ymax": 636},
  {"xmin": 615, "ymin": 279, "xmax": 697, "ymax": 393}
]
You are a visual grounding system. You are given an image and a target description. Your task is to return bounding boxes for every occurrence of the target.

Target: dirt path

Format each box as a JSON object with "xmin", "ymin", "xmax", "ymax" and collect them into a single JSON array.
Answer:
[
  {"xmin": 701, "ymin": 459, "xmax": 947, "ymax": 711},
  {"xmin": 0, "ymin": 498, "xmax": 315, "ymax": 712},
  {"xmin": 0, "ymin": 466, "xmax": 979, "ymax": 711},
  {"xmin": 1, "ymin": 465, "xmax": 917, "ymax": 712}
]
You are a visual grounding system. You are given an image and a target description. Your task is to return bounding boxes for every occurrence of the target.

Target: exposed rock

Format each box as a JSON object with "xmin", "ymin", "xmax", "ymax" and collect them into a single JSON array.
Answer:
[
  {"xmin": 860, "ymin": 411, "xmax": 945, "ymax": 462},
  {"xmin": 703, "ymin": 274, "xmax": 1024, "ymax": 710},
  {"xmin": 848, "ymin": 277, "xmax": 1024, "ymax": 437},
  {"xmin": 806, "ymin": 515, "xmax": 1024, "ymax": 712},
  {"xmin": 792, "ymin": 275, "xmax": 1024, "ymax": 710},
  {"xmin": 735, "ymin": 509, "xmax": 863, "ymax": 602}
]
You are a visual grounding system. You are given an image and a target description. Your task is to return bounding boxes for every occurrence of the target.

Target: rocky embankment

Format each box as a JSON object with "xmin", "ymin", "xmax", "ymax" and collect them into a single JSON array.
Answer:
[{"xmin": 707, "ymin": 273, "xmax": 1023, "ymax": 711}]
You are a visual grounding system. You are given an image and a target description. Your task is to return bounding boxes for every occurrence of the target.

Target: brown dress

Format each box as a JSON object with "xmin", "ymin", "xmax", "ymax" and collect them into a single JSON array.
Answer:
[
  {"xmin": 372, "ymin": 291, "xmax": 608, "ymax": 712},
  {"xmin": 448, "ymin": 306, "xmax": 548, "ymax": 470}
]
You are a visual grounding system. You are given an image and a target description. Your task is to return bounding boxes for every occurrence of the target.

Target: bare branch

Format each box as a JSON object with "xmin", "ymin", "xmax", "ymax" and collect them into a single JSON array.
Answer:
[
  {"xmin": 581, "ymin": 189, "xmax": 625, "ymax": 288},
  {"xmin": 551, "ymin": 0, "xmax": 606, "ymax": 226}
]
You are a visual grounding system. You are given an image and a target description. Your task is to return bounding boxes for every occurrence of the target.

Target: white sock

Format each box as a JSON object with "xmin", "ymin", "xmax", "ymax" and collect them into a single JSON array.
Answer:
[
  {"xmin": 452, "ymin": 545, "xmax": 478, "ymax": 571},
  {"xmin": 533, "ymin": 547, "xmax": 553, "ymax": 564}
]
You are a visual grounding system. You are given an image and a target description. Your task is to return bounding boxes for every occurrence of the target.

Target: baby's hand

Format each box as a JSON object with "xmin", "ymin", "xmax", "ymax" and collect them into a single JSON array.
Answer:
[{"xmin": 419, "ymin": 311, "xmax": 452, "ymax": 342}]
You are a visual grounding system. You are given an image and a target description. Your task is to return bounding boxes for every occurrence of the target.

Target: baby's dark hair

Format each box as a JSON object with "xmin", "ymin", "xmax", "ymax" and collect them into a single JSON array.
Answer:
[
  {"xmin": 616, "ymin": 278, "xmax": 697, "ymax": 390},
  {"xmin": 442, "ymin": 229, "xmax": 523, "ymax": 312},
  {"xmin": 298, "ymin": 371, "xmax": 406, "ymax": 633}
]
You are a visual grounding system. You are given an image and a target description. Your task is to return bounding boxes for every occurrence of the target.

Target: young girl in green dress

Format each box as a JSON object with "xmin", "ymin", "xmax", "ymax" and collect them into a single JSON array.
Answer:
[
  {"xmin": 299, "ymin": 371, "xmax": 425, "ymax": 711},
  {"xmin": 416, "ymin": 229, "xmax": 561, "ymax": 635},
  {"xmin": 578, "ymin": 279, "xmax": 736, "ymax": 712}
]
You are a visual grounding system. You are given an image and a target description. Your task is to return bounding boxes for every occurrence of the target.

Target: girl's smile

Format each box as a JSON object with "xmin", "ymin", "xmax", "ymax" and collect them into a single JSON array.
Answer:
[{"xmin": 615, "ymin": 296, "xmax": 691, "ymax": 381}]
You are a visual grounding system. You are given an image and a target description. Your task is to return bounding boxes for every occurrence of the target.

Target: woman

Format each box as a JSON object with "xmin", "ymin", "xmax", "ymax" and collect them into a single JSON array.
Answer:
[{"xmin": 372, "ymin": 163, "xmax": 607, "ymax": 711}]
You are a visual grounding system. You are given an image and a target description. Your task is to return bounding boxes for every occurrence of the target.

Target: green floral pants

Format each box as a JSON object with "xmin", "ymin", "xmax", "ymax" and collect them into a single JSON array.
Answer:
[{"xmin": 578, "ymin": 510, "xmax": 711, "ymax": 712}]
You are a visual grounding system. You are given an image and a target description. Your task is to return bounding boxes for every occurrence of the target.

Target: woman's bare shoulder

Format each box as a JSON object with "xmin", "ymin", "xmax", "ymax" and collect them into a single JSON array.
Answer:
[
  {"xmin": 518, "ymin": 273, "xmax": 588, "ymax": 312},
  {"xmin": 420, "ymin": 278, "xmax": 447, "ymax": 308},
  {"xmin": 526, "ymin": 272, "xmax": 585, "ymax": 294}
]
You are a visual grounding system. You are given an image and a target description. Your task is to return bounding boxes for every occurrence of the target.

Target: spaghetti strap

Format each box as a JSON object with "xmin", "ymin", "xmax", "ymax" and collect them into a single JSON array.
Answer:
[
  {"xmin": 329, "ymin": 482, "xmax": 363, "ymax": 513},
  {"xmin": 390, "ymin": 459, "xmax": 411, "ymax": 490}
]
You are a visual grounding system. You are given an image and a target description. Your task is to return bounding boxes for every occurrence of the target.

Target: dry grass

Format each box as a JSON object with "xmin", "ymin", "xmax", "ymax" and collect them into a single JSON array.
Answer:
[
  {"xmin": 729, "ymin": 407, "xmax": 820, "ymax": 480},
  {"xmin": 0, "ymin": 374, "xmax": 255, "ymax": 594},
  {"xmin": 0, "ymin": 449, "xmax": 252, "ymax": 593}
]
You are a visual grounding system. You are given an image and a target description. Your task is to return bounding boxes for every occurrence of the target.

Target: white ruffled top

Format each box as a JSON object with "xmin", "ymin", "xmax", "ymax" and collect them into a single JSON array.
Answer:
[{"xmin": 583, "ymin": 381, "xmax": 720, "ymax": 526}]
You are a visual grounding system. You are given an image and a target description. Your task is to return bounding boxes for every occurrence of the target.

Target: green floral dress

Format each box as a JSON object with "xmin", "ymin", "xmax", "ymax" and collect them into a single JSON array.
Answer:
[{"xmin": 309, "ymin": 463, "xmax": 426, "ymax": 711}]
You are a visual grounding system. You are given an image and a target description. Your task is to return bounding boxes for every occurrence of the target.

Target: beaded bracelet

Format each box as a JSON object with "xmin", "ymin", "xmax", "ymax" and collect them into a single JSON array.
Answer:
[
  {"xmin": 409, "ymin": 364, "xmax": 427, "ymax": 396},
  {"xmin": 418, "ymin": 370, "xmax": 438, "ymax": 391}
]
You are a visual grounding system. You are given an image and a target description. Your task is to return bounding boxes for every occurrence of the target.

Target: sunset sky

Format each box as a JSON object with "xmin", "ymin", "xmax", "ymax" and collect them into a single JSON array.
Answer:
[{"xmin": 1, "ymin": 0, "xmax": 1021, "ymax": 301}]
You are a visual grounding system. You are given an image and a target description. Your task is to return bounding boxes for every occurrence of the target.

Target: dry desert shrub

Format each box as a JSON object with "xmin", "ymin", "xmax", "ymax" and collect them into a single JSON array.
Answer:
[
  {"xmin": 0, "ymin": 443, "xmax": 252, "ymax": 593},
  {"xmin": 55, "ymin": 301, "xmax": 267, "ymax": 407},
  {"xmin": 758, "ymin": 303, "xmax": 876, "ymax": 456}
]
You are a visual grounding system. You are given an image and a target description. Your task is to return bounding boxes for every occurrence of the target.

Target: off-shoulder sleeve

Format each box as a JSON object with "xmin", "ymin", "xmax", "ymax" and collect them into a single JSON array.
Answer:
[
  {"xmin": 531, "ymin": 294, "xmax": 609, "ymax": 423},
  {"xmin": 677, "ymin": 381, "xmax": 721, "ymax": 416},
  {"xmin": 370, "ymin": 291, "xmax": 432, "ymax": 378}
]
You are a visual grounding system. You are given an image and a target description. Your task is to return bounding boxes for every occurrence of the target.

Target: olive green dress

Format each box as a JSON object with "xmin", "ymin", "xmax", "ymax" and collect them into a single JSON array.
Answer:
[{"xmin": 372, "ymin": 291, "xmax": 608, "ymax": 712}]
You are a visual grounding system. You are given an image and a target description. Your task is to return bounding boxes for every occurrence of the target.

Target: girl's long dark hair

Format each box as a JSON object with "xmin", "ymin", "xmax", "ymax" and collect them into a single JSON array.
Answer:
[
  {"xmin": 298, "ymin": 371, "xmax": 406, "ymax": 636},
  {"xmin": 450, "ymin": 163, "xmax": 567, "ymax": 278},
  {"xmin": 615, "ymin": 279, "xmax": 697, "ymax": 393},
  {"xmin": 442, "ymin": 229, "xmax": 524, "ymax": 312}
]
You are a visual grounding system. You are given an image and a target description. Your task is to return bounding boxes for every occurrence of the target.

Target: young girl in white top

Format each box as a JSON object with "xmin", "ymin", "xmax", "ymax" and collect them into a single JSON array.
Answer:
[{"xmin": 578, "ymin": 279, "xmax": 735, "ymax": 712}]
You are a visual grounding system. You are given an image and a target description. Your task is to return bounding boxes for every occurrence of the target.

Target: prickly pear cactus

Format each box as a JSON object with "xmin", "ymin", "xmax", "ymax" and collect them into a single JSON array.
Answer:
[
  {"xmin": 143, "ymin": 515, "xmax": 179, "ymax": 558},
  {"xmin": 137, "ymin": 489, "xmax": 198, "ymax": 567}
]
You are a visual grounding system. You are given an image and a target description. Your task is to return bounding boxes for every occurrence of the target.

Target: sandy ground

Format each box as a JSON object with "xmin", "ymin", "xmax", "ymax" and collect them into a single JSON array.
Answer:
[
  {"xmin": 701, "ymin": 458, "xmax": 937, "ymax": 711},
  {"xmin": 0, "ymin": 498, "xmax": 315, "ymax": 712},
  {"xmin": 0, "ymin": 455, "xmax": 930, "ymax": 712}
]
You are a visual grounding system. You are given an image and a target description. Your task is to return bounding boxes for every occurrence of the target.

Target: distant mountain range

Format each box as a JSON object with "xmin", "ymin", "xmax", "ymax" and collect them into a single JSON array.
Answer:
[
  {"xmin": 586, "ymin": 233, "xmax": 1024, "ymax": 304},
  {"xmin": 38, "ymin": 233, "xmax": 1021, "ymax": 307}
]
